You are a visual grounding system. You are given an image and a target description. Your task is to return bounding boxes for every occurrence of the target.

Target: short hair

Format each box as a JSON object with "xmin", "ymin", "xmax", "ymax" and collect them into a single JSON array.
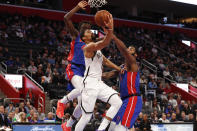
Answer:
[{"xmin": 79, "ymin": 22, "xmax": 92, "ymax": 40}]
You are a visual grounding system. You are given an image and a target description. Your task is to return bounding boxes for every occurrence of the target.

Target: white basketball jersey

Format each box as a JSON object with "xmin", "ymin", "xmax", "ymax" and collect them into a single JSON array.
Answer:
[{"xmin": 84, "ymin": 50, "xmax": 103, "ymax": 79}]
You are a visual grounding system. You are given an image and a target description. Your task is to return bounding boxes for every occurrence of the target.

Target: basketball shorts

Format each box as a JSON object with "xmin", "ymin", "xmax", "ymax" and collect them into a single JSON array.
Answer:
[
  {"xmin": 81, "ymin": 77, "xmax": 118, "ymax": 113},
  {"xmin": 65, "ymin": 63, "xmax": 85, "ymax": 91},
  {"xmin": 113, "ymin": 96, "xmax": 142, "ymax": 128}
]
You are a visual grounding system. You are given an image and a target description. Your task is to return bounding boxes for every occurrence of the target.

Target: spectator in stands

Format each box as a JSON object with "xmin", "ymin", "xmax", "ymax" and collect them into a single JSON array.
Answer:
[
  {"xmin": 139, "ymin": 114, "xmax": 151, "ymax": 131},
  {"xmin": 158, "ymin": 59, "xmax": 166, "ymax": 71},
  {"xmin": 188, "ymin": 113, "xmax": 195, "ymax": 122},
  {"xmin": 27, "ymin": 109, "xmax": 34, "ymax": 121},
  {"xmin": 30, "ymin": 112, "xmax": 41, "ymax": 123},
  {"xmin": 182, "ymin": 103, "xmax": 192, "ymax": 115},
  {"xmin": 179, "ymin": 111, "xmax": 187, "ymax": 122},
  {"xmin": 190, "ymin": 77, "xmax": 197, "ymax": 88},
  {"xmin": 52, "ymin": 68, "xmax": 59, "ymax": 85},
  {"xmin": 37, "ymin": 107, "xmax": 45, "ymax": 121},
  {"xmin": 175, "ymin": 72, "xmax": 183, "ymax": 82},
  {"xmin": 7, "ymin": 112, "xmax": 14, "ymax": 127},
  {"xmin": 15, "ymin": 57, "xmax": 22, "ymax": 68},
  {"xmin": 57, "ymin": 42, "xmax": 65, "ymax": 54},
  {"xmin": 163, "ymin": 83, "xmax": 172, "ymax": 94},
  {"xmin": 151, "ymin": 45, "xmax": 158, "ymax": 55},
  {"xmin": 13, "ymin": 107, "xmax": 20, "ymax": 122},
  {"xmin": 41, "ymin": 72, "xmax": 52, "ymax": 84},
  {"xmin": 179, "ymin": 100, "xmax": 185, "ymax": 111},
  {"xmin": 166, "ymin": 112, "xmax": 171, "ymax": 120},
  {"xmin": 5, "ymin": 56, "xmax": 15, "ymax": 67},
  {"xmin": 138, "ymin": 112, "xmax": 143, "ymax": 121},
  {"xmin": 17, "ymin": 63, "xmax": 27, "ymax": 74},
  {"xmin": 61, "ymin": 56, "xmax": 68, "ymax": 66},
  {"xmin": 3, "ymin": 47, "xmax": 10, "ymax": 59},
  {"xmin": 18, "ymin": 112, "xmax": 28, "ymax": 123},
  {"xmin": 0, "ymin": 105, "xmax": 10, "ymax": 128},
  {"xmin": 170, "ymin": 113, "xmax": 177, "ymax": 122},
  {"xmin": 140, "ymin": 75, "xmax": 148, "ymax": 84},
  {"xmin": 164, "ymin": 103, "xmax": 173, "ymax": 114},
  {"xmin": 142, "ymin": 67, "xmax": 150, "ymax": 76},
  {"xmin": 4, "ymin": 108, "xmax": 8, "ymax": 116},
  {"xmin": 148, "ymin": 79, "xmax": 157, "ymax": 89},
  {"xmin": 34, "ymin": 65, "xmax": 44, "ymax": 83},
  {"xmin": 134, "ymin": 118, "xmax": 141, "ymax": 131},
  {"xmin": 168, "ymin": 94, "xmax": 177, "ymax": 108},
  {"xmin": 45, "ymin": 63, "xmax": 52, "ymax": 75},
  {"xmin": 159, "ymin": 113, "xmax": 170, "ymax": 123},
  {"xmin": 19, "ymin": 102, "xmax": 27, "ymax": 113},
  {"xmin": 6, "ymin": 102, "xmax": 15, "ymax": 114},
  {"xmin": 150, "ymin": 112, "xmax": 158, "ymax": 123},
  {"xmin": 44, "ymin": 112, "xmax": 55, "ymax": 122},
  {"xmin": 28, "ymin": 61, "xmax": 37, "ymax": 75},
  {"xmin": 25, "ymin": 101, "xmax": 32, "ymax": 114},
  {"xmin": 151, "ymin": 99, "xmax": 161, "ymax": 113},
  {"xmin": 48, "ymin": 54, "xmax": 55, "ymax": 65},
  {"xmin": 156, "ymin": 83, "xmax": 164, "ymax": 96},
  {"xmin": 163, "ymin": 67, "xmax": 170, "ymax": 77},
  {"xmin": 175, "ymin": 108, "xmax": 181, "ymax": 120}
]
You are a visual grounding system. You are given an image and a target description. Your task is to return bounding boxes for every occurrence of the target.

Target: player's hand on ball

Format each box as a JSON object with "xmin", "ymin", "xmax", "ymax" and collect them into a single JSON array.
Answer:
[
  {"xmin": 78, "ymin": 1, "xmax": 88, "ymax": 10},
  {"xmin": 103, "ymin": 14, "xmax": 113, "ymax": 31}
]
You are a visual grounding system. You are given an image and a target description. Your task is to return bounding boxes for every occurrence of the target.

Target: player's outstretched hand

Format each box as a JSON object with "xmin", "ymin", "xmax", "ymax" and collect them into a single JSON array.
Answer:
[
  {"xmin": 78, "ymin": 1, "xmax": 88, "ymax": 10},
  {"xmin": 103, "ymin": 14, "xmax": 113, "ymax": 31}
]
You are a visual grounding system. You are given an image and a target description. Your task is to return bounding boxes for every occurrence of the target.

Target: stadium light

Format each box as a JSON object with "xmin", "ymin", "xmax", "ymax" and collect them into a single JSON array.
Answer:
[
  {"xmin": 182, "ymin": 40, "xmax": 191, "ymax": 46},
  {"xmin": 170, "ymin": 0, "xmax": 197, "ymax": 5}
]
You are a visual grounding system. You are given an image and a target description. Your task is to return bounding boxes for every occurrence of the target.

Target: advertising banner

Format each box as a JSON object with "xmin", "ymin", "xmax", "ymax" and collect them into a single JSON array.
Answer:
[
  {"xmin": 5, "ymin": 74, "xmax": 23, "ymax": 88},
  {"xmin": 151, "ymin": 123, "xmax": 193, "ymax": 131},
  {"xmin": 13, "ymin": 124, "xmax": 62, "ymax": 131}
]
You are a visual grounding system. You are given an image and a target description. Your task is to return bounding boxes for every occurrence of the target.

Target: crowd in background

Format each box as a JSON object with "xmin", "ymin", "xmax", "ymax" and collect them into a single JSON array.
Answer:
[
  {"xmin": 0, "ymin": 13, "xmax": 197, "ymax": 130},
  {"xmin": 0, "ymin": 101, "xmax": 56, "ymax": 129}
]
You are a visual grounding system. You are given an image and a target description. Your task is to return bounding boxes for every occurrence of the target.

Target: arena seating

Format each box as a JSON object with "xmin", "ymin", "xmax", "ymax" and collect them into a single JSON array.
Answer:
[{"xmin": 0, "ymin": 4, "xmax": 197, "ymax": 131}]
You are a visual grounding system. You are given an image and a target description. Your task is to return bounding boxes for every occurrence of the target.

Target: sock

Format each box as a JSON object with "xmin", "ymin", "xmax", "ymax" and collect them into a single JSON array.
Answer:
[
  {"xmin": 66, "ymin": 117, "xmax": 76, "ymax": 127},
  {"xmin": 60, "ymin": 96, "xmax": 69, "ymax": 104},
  {"xmin": 98, "ymin": 118, "xmax": 110, "ymax": 130}
]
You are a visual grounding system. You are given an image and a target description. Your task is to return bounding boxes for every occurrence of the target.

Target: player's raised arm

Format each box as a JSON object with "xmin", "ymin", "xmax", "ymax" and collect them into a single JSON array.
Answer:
[
  {"xmin": 64, "ymin": 1, "xmax": 88, "ymax": 38},
  {"xmin": 83, "ymin": 14, "xmax": 113, "ymax": 52},
  {"xmin": 113, "ymin": 35, "xmax": 138, "ymax": 72}
]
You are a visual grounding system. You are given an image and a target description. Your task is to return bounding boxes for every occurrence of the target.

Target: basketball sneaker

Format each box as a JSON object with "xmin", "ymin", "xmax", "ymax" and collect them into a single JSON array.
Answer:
[
  {"xmin": 61, "ymin": 122, "xmax": 71, "ymax": 131},
  {"xmin": 56, "ymin": 100, "xmax": 65, "ymax": 119}
]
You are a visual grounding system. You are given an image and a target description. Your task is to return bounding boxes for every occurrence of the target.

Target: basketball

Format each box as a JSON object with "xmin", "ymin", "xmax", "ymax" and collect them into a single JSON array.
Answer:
[{"xmin": 95, "ymin": 10, "xmax": 111, "ymax": 27}]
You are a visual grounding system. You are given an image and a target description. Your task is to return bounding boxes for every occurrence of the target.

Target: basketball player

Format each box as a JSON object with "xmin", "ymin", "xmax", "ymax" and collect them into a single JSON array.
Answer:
[
  {"xmin": 57, "ymin": 1, "xmax": 121, "ymax": 131},
  {"xmin": 105, "ymin": 35, "xmax": 143, "ymax": 131},
  {"xmin": 56, "ymin": 1, "xmax": 91, "ymax": 130},
  {"xmin": 74, "ymin": 14, "xmax": 122, "ymax": 131}
]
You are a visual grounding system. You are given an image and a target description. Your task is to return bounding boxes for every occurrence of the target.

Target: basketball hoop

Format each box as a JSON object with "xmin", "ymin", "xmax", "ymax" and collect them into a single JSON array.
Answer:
[{"xmin": 88, "ymin": 0, "xmax": 107, "ymax": 8}]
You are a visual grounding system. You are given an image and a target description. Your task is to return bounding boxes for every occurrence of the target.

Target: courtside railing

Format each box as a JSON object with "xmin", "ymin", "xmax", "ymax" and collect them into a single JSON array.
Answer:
[
  {"xmin": 4, "ymin": 98, "xmax": 25, "ymax": 105},
  {"xmin": 25, "ymin": 73, "xmax": 44, "ymax": 91},
  {"xmin": 0, "ymin": 62, "xmax": 7, "ymax": 75},
  {"xmin": 141, "ymin": 59, "xmax": 158, "ymax": 75},
  {"xmin": 38, "ymin": 95, "xmax": 44, "ymax": 113}
]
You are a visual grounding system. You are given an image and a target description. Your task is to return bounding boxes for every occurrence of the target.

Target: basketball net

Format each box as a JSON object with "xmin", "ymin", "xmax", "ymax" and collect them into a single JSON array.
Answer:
[{"xmin": 88, "ymin": 0, "xmax": 107, "ymax": 8}]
